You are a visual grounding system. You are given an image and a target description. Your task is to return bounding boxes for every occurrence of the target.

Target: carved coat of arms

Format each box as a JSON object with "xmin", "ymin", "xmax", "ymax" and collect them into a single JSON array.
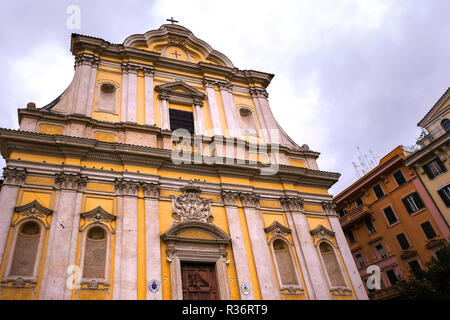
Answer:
[{"xmin": 170, "ymin": 183, "xmax": 213, "ymax": 223}]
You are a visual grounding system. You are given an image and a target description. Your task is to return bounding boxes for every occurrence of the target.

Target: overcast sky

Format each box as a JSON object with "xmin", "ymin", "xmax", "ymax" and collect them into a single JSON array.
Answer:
[{"xmin": 0, "ymin": 0, "xmax": 449, "ymax": 195}]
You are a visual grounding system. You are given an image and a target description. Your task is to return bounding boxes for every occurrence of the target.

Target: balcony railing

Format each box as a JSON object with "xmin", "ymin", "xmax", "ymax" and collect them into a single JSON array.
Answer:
[
  {"xmin": 416, "ymin": 127, "xmax": 449, "ymax": 147},
  {"xmin": 339, "ymin": 204, "xmax": 372, "ymax": 229}
]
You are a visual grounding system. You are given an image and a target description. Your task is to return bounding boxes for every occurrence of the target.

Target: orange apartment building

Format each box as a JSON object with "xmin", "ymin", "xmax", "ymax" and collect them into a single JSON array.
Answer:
[{"xmin": 333, "ymin": 146, "xmax": 450, "ymax": 299}]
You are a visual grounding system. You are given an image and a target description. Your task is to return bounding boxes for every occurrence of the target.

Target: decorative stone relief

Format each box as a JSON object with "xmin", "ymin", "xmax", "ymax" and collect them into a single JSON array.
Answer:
[
  {"xmin": 170, "ymin": 183, "xmax": 213, "ymax": 223},
  {"xmin": 54, "ymin": 172, "xmax": 87, "ymax": 191},
  {"xmin": 280, "ymin": 196, "xmax": 304, "ymax": 212},
  {"xmin": 221, "ymin": 190, "xmax": 239, "ymax": 207},
  {"xmin": 238, "ymin": 192, "xmax": 260, "ymax": 208},
  {"xmin": 2, "ymin": 167, "xmax": 27, "ymax": 185}
]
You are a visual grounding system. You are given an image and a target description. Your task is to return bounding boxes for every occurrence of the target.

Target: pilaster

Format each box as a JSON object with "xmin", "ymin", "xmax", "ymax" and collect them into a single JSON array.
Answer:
[
  {"xmin": 322, "ymin": 201, "xmax": 368, "ymax": 300},
  {"xmin": 123, "ymin": 63, "xmax": 140, "ymax": 123},
  {"xmin": 0, "ymin": 168, "xmax": 26, "ymax": 270},
  {"xmin": 159, "ymin": 93, "xmax": 170, "ymax": 130},
  {"xmin": 221, "ymin": 190, "xmax": 255, "ymax": 299},
  {"xmin": 142, "ymin": 182, "xmax": 162, "ymax": 300},
  {"xmin": 73, "ymin": 53, "xmax": 100, "ymax": 116},
  {"xmin": 114, "ymin": 178, "xmax": 139, "ymax": 299},
  {"xmin": 249, "ymin": 87, "xmax": 271, "ymax": 143},
  {"xmin": 40, "ymin": 172, "xmax": 87, "ymax": 300},
  {"xmin": 143, "ymin": 68, "xmax": 155, "ymax": 126},
  {"xmin": 203, "ymin": 79, "xmax": 223, "ymax": 136},
  {"xmin": 279, "ymin": 196, "xmax": 316, "ymax": 299},
  {"xmin": 218, "ymin": 82, "xmax": 240, "ymax": 138},
  {"xmin": 282, "ymin": 196, "xmax": 331, "ymax": 299},
  {"xmin": 239, "ymin": 192, "xmax": 279, "ymax": 300}
]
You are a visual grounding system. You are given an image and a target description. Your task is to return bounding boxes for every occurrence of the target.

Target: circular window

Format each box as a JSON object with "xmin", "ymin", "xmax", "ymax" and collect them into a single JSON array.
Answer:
[
  {"xmin": 100, "ymin": 83, "xmax": 116, "ymax": 94},
  {"xmin": 87, "ymin": 226, "xmax": 106, "ymax": 240},
  {"xmin": 239, "ymin": 108, "xmax": 252, "ymax": 117},
  {"xmin": 20, "ymin": 221, "xmax": 40, "ymax": 236}
]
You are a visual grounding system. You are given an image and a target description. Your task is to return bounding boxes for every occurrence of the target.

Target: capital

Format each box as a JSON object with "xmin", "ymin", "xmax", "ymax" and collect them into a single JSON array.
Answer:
[
  {"xmin": 249, "ymin": 87, "xmax": 269, "ymax": 99},
  {"xmin": 221, "ymin": 190, "xmax": 239, "ymax": 207},
  {"xmin": 203, "ymin": 79, "xmax": 216, "ymax": 89},
  {"xmin": 75, "ymin": 53, "xmax": 100, "ymax": 68},
  {"xmin": 114, "ymin": 178, "xmax": 140, "ymax": 197},
  {"xmin": 141, "ymin": 182, "xmax": 160, "ymax": 199},
  {"xmin": 280, "ymin": 196, "xmax": 303, "ymax": 212},
  {"xmin": 54, "ymin": 172, "xmax": 87, "ymax": 191},
  {"xmin": 239, "ymin": 192, "xmax": 260, "ymax": 208},
  {"xmin": 2, "ymin": 167, "xmax": 27, "ymax": 186}
]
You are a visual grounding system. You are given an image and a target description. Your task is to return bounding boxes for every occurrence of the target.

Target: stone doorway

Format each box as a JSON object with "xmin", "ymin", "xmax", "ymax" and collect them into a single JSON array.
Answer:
[{"xmin": 181, "ymin": 262, "xmax": 218, "ymax": 300}]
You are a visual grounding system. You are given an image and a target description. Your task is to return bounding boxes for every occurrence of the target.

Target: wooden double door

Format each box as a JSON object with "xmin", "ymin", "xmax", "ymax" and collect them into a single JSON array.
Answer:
[{"xmin": 181, "ymin": 262, "xmax": 218, "ymax": 300}]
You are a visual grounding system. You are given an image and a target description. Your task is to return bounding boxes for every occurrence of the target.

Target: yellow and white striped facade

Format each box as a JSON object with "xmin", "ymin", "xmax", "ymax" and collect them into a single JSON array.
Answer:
[{"xmin": 0, "ymin": 24, "xmax": 368, "ymax": 300}]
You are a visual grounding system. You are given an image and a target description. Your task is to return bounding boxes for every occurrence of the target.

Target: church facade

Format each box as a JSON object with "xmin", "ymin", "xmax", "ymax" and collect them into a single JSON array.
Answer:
[{"xmin": 0, "ymin": 23, "xmax": 367, "ymax": 300}]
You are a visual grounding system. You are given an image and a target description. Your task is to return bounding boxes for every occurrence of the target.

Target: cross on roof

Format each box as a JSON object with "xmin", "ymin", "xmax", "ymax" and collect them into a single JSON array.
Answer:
[
  {"xmin": 166, "ymin": 17, "xmax": 179, "ymax": 24},
  {"xmin": 171, "ymin": 50, "xmax": 181, "ymax": 58}
]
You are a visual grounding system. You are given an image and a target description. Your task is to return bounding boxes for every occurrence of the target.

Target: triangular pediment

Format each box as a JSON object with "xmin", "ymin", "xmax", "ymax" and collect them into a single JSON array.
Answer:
[
  {"xmin": 15, "ymin": 200, "xmax": 53, "ymax": 217},
  {"xmin": 80, "ymin": 206, "xmax": 116, "ymax": 222},
  {"xmin": 155, "ymin": 80, "xmax": 205, "ymax": 99},
  {"xmin": 264, "ymin": 221, "xmax": 291, "ymax": 236},
  {"xmin": 310, "ymin": 224, "xmax": 335, "ymax": 238}
]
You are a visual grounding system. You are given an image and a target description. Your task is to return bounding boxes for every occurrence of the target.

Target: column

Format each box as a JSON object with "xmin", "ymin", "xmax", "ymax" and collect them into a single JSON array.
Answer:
[
  {"xmin": 120, "ymin": 64, "xmax": 129, "ymax": 122},
  {"xmin": 115, "ymin": 179, "xmax": 139, "ymax": 299},
  {"xmin": 222, "ymin": 191, "xmax": 255, "ymax": 300},
  {"xmin": 142, "ymin": 182, "xmax": 162, "ymax": 300},
  {"xmin": 219, "ymin": 82, "xmax": 240, "ymax": 138},
  {"xmin": 126, "ymin": 64, "xmax": 139, "ymax": 123},
  {"xmin": 193, "ymin": 99, "xmax": 204, "ymax": 136},
  {"xmin": 73, "ymin": 53, "xmax": 99, "ymax": 116},
  {"xmin": 143, "ymin": 68, "xmax": 155, "ymax": 126},
  {"xmin": 0, "ymin": 168, "xmax": 26, "ymax": 269},
  {"xmin": 239, "ymin": 192, "xmax": 279, "ymax": 300},
  {"xmin": 40, "ymin": 173, "xmax": 87, "ymax": 300},
  {"xmin": 159, "ymin": 93, "xmax": 170, "ymax": 130},
  {"xmin": 289, "ymin": 199, "xmax": 331, "ymax": 299},
  {"xmin": 203, "ymin": 79, "xmax": 223, "ymax": 136},
  {"xmin": 324, "ymin": 202, "xmax": 368, "ymax": 300},
  {"xmin": 280, "ymin": 197, "xmax": 316, "ymax": 299}
]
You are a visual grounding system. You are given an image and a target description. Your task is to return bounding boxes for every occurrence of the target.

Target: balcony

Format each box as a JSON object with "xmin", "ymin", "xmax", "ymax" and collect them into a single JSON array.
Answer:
[
  {"xmin": 369, "ymin": 285, "xmax": 402, "ymax": 300},
  {"xmin": 339, "ymin": 204, "xmax": 372, "ymax": 229},
  {"xmin": 416, "ymin": 127, "xmax": 448, "ymax": 148}
]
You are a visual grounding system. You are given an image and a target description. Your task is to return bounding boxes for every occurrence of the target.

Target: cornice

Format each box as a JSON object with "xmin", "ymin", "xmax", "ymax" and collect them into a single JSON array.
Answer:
[{"xmin": 0, "ymin": 128, "xmax": 339, "ymax": 188}]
